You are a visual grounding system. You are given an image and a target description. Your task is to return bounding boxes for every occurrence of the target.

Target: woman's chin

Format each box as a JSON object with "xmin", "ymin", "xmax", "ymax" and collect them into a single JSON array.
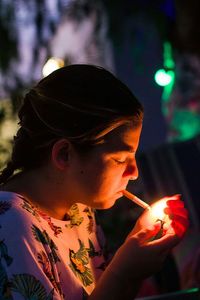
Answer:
[
  {"xmin": 97, "ymin": 202, "xmax": 115, "ymax": 210},
  {"xmin": 94, "ymin": 194, "xmax": 122, "ymax": 210}
]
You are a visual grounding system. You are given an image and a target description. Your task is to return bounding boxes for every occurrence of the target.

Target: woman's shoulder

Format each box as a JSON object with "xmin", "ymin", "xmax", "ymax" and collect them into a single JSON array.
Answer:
[
  {"xmin": 0, "ymin": 191, "xmax": 53, "ymax": 253},
  {"xmin": 0, "ymin": 191, "xmax": 24, "ymax": 214},
  {"xmin": 0, "ymin": 191, "xmax": 42, "ymax": 229}
]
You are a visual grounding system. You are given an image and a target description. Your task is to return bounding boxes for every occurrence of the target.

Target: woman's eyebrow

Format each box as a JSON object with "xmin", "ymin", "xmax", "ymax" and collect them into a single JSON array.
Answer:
[
  {"xmin": 110, "ymin": 144, "xmax": 135, "ymax": 153},
  {"xmin": 125, "ymin": 146, "xmax": 135, "ymax": 153},
  {"xmin": 119, "ymin": 142, "xmax": 135, "ymax": 152}
]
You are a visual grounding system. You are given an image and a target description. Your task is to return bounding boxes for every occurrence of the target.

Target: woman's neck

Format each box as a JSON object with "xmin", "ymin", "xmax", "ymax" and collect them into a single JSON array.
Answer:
[{"xmin": 2, "ymin": 168, "xmax": 73, "ymax": 220}]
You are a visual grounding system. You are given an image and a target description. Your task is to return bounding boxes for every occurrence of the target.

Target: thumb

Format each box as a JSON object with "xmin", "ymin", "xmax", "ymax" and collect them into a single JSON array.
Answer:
[
  {"xmin": 149, "ymin": 232, "xmax": 180, "ymax": 252},
  {"xmin": 134, "ymin": 223, "xmax": 162, "ymax": 243}
]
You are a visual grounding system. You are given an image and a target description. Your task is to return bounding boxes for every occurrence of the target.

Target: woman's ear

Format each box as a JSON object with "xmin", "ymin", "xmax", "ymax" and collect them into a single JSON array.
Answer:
[{"xmin": 51, "ymin": 139, "xmax": 71, "ymax": 170}]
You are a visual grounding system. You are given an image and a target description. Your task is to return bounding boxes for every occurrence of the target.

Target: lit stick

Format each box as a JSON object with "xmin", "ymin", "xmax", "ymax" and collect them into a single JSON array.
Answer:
[{"xmin": 123, "ymin": 190, "xmax": 151, "ymax": 210}]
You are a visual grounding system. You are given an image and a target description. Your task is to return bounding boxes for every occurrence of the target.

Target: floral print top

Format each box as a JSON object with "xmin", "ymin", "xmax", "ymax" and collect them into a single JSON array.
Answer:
[{"xmin": 0, "ymin": 192, "xmax": 106, "ymax": 300}]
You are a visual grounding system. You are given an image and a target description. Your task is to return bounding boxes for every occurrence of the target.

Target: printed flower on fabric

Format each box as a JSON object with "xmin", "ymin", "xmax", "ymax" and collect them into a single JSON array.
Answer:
[
  {"xmin": 0, "ymin": 240, "xmax": 13, "ymax": 299},
  {"xmin": 32, "ymin": 225, "xmax": 64, "ymax": 296},
  {"xmin": 11, "ymin": 274, "xmax": 54, "ymax": 300},
  {"xmin": 69, "ymin": 239, "xmax": 94, "ymax": 287},
  {"xmin": 0, "ymin": 239, "xmax": 13, "ymax": 266},
  {"xmin": 32, "ymin": 225, "xmax": 60, "ymax": 264},
  {"xmin": 21, "ymin": 200, "xmax": 41, "ymax": 222},
  {"xmin": 65, "ymin": 204, "xmax": 84, "ymax": 228},
  {"xmin": 0, "ymin": 200, "xmax": 12, "ymax": 215},
  {"xmin": 86, "ymin": 239, "xmax": 101, "ymax": 258},
  {"xmin": 0, "ymin": 240, "xmax": 55, "ymax": 299},
  {"xmin": 38, "ymin": 251, "xmax": 64, "ymax": 297},
  {"xmin": 37, "ymin": 210, "xmax": 62, "ymax": 237},
  {"xmin": 83, "ymin": 207, "xmax": 94, "ymax": 234}
]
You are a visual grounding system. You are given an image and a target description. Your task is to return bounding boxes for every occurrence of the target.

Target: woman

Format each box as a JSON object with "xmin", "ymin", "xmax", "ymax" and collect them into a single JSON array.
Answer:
[{"xmin": 0, "ymin": 65, "xmax": 188, "ymax": 299}]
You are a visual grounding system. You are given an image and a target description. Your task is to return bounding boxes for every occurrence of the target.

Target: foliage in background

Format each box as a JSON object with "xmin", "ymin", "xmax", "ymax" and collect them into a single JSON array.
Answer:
[
  {"xmin": 0, "ymin": 2, "xmax": 199, "ymax": 294},
  {"xmin": 0, "ymin": 99, "xmax": 17, "ymax": 170},
  {"xmin": 0, "ymin": 0, "xmax": 18, "ymax": 71},
  {"xmin": 1, "ymin": 0, "xmax": 200, "ymax": 153}
]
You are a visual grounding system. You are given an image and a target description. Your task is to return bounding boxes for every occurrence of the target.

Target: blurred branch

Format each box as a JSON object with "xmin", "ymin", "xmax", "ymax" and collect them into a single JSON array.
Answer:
[{"xmin": 0, "ymin": 0, "xmax": 18, "ymax": 71}]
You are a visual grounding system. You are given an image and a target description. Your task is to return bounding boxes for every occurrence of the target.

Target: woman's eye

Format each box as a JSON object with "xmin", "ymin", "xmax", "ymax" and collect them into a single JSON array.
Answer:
[{"xmin": 114, "ymin": 158, "xmax": 126, "ymax": 164}]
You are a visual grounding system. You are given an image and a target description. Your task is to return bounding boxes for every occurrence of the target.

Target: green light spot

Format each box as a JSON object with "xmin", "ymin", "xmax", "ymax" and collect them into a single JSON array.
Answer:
[
  {"xmin": 154, "ymin": 69, "xmax": 174, "ymax": 86},
  {"xmin": 186, "ymin": 288, "xmax": 199, "ymax": 293},
  {"xmin": 164, "ymin": 42, "xmax": 175, "ymax": 69},
  {"xmin": 154, "ymin": 41, "xmax": 175, "ymax": 106},
  {"xmin": 170, "ymin": 110, "xmax": 200, "ymax": 141}
]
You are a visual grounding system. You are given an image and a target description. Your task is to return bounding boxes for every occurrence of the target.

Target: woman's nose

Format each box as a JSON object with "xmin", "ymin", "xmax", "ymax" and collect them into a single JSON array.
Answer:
[{"xmin": 123, "ymin": 159, "xmax": 139, "ymax": 180}]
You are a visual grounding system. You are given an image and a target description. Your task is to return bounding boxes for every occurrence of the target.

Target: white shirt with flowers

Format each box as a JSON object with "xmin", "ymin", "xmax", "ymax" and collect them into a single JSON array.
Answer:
[{"xmin": 0, "ymin": 192, "xmax": 106, "ymax": 300}]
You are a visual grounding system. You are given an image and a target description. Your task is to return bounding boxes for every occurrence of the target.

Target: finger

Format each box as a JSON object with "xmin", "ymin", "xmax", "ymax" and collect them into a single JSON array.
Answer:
[
  {"xmin": 171, "ymin": 215, "xmax": 189, "ymax": 229},
  {"xmin": 166, "ymin": 200, "xmax": 184, "ymax": 208},
  {"xmin": 171, "ymin": 219, "xmax": 189, "ymax": 237},
  {"xmin": 149, "ymin": 232, "xmax": 180, "ymax": 251},
  {"xmin": 171, "ymin": 221, "xmax": 186, "ymax": 237},
  {"xmin": 162, "ymin": 194, "xmax": 181, "ymax": 201},
  {"xmin": 164, "ymin": 207, "xmax": 189, "ymax": 219},
  {"xmin": 136, "ymin": 224, "xmax": 161, "ymax": 242}
]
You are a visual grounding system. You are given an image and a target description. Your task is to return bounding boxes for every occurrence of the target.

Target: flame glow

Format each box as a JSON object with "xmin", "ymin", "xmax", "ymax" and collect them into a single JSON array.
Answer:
[{"xmin": 151, "ymin": 200, "xmax": 167, "ymax": 220}]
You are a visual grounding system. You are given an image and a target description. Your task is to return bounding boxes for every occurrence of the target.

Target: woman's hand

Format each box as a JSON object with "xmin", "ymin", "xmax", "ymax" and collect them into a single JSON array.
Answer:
[
  {"xmin": 129, "ymin": 194, "xmax": 189, "ymax": 238},
  {"xmin": 89, "ymin": 225, "xmax": 182, "ymax": 300},
  {"xmin": 90, "ymin": 195, "xmax": 189, "ymax": 300},
  {"xmin": 164, "ymin": 195, "xmax": 189, "ymax": 237},
  {"xmin": 109, "ymin": 224, "xmax": 181, "ymax": 282}
]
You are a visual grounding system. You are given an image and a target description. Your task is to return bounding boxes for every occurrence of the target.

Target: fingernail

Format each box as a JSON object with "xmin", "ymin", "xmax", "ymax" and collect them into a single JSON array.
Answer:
[{"xmin": 174, "ymin": 194, "xmax": 181, "ymax": 199}]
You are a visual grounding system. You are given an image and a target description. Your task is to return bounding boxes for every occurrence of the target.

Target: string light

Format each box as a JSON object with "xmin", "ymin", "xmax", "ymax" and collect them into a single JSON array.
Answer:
[
  {"xmin": 154, "ymin": 42, "xmax": 175, "ymax": 90},
  {"xmin": 154, "ymin": 69, "xmax": 174, "ymax": 86},
  {"xmin": 42, "ymin": 57, "xmax": 64, "ymax": 77}
]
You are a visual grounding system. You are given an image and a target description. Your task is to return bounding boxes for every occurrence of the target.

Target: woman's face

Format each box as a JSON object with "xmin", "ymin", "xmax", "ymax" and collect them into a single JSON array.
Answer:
[{"xmin": 68, "ymin": 123, "xmax": 142, "ymax": 209}]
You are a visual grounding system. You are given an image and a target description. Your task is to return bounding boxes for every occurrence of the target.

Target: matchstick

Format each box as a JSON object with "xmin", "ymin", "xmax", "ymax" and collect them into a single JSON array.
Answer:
[{"xmin": 123, "ymin": 190, "xmax": 151, "ymax": 210}]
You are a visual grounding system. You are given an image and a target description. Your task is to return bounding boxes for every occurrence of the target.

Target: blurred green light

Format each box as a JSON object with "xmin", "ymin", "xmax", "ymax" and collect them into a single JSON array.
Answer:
[
  {"xmin": 164, "ymin": 42, "xmax": 175, "ymax": 69},
  {"xmin": 154, "ymin": 69, "xmax": 174, "ymax": 86},
  {"xmin": 170, "ymin": 110, "xmax": 200, "ymax": 141},
  {"xmin": 186, "ymin": 288, "xmax": 199, "ymax": 293}
]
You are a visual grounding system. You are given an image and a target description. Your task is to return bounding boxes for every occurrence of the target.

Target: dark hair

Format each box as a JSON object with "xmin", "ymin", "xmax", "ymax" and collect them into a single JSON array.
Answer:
[{"xmin": 0, "ymin": 64, "xmax": 143, "ymax": 185}]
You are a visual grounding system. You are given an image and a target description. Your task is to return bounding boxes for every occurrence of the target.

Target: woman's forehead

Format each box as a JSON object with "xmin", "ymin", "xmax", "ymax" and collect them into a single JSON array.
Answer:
[{"xmin": 103, "ymin": 124, "xmax": 142, "ymax": 153}]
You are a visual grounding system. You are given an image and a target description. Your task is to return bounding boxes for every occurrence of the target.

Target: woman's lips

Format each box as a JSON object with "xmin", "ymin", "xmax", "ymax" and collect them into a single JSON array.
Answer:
[{"xmin": 117, "ymin": 190, "xmax": 125, "ymax": 196}]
